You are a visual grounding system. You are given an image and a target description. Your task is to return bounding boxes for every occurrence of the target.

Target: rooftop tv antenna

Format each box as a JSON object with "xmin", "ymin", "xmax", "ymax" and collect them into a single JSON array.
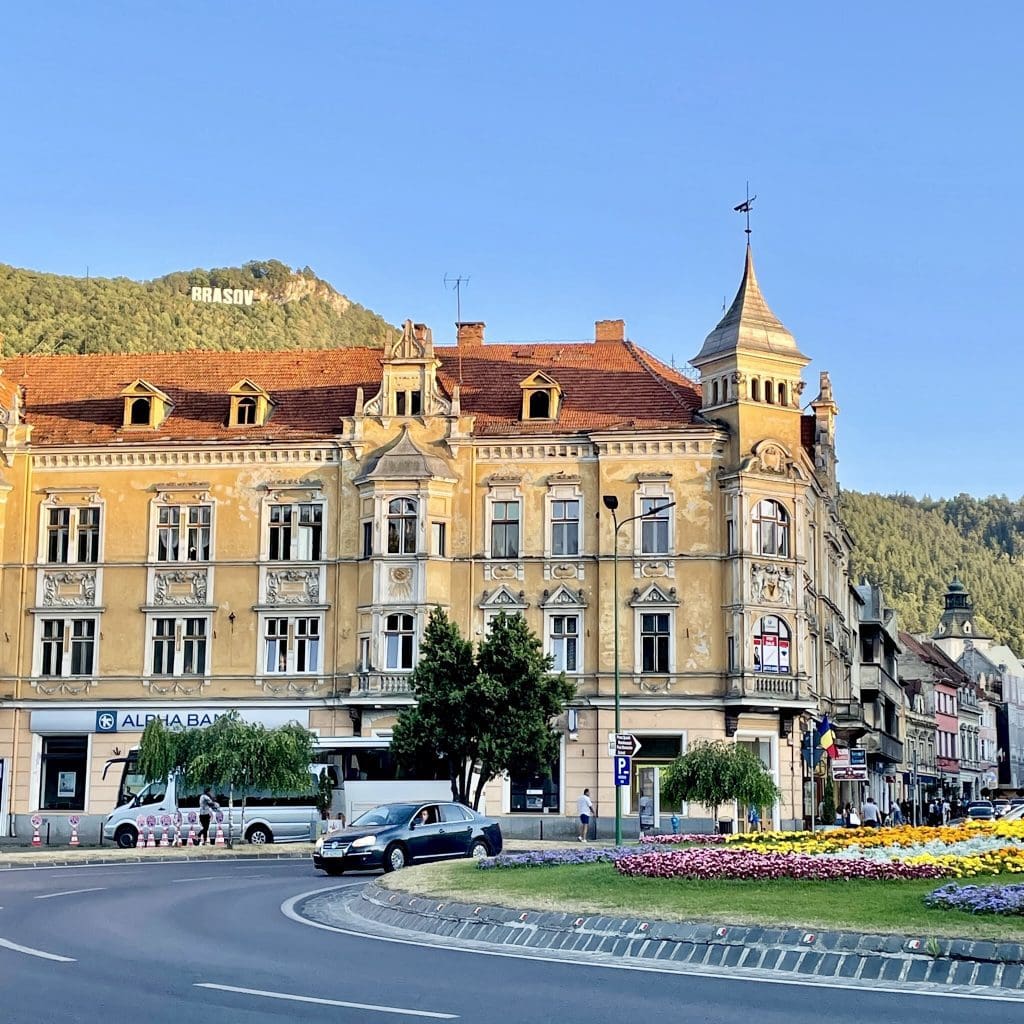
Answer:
[
  {"xmin": 733, "ymin": 182, "xmax": 757, "ymax": 239},
  {"xmin": 444, "ymin": 273, "xmax": 471, "ymax": 383}
]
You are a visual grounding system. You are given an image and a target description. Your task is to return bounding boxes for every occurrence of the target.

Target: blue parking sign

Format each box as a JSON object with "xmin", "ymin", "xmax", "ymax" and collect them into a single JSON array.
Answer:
[{"xmin": 613, "ymin": 755, "xmax": 631, "ymax": 787}]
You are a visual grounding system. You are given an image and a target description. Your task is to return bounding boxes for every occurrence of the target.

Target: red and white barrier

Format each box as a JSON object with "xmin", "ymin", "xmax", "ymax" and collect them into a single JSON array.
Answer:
[
  {"xmin": 31, "ymin": 814, "xmax": 42, "ymax": 847},
  {"xmin": 69, "ymin": 815, "xmax": 80, "ymax": 847},
  {"xmin": 214, "ymin": 812, "xmax": 226, "ymax": 847}
]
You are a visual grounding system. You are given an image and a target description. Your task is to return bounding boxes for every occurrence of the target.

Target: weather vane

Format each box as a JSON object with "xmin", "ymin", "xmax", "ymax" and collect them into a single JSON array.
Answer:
[{"xmin": 733, "ymin": 182, "xmax": 757, "ymax": 238}]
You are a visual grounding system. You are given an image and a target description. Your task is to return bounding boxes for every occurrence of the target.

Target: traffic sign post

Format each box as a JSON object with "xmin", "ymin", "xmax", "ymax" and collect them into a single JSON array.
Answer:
[
  {"xmin": 607, "ymin": 732, "xmax": 642, "ymax": 757},
  {"xmin": 613, "ymin": 755, "xmax": 631, "ymax": 787}
]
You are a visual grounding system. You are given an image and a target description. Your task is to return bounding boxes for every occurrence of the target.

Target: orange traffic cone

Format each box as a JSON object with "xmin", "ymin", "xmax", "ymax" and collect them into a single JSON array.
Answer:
[
  {"xmin": 214, "ymin": 818, "xmax": 226, "ymax": 847},
  {"xmin": 69, "ymin": 815, "xmax": 80, "ymax": 847},
  {"xmin": 31, "ymin": 815, "xmax": 42, "ymax": 847},
  {"xmin": 146, "ymin": 822, "xmax": 156, "ymax": 848}
]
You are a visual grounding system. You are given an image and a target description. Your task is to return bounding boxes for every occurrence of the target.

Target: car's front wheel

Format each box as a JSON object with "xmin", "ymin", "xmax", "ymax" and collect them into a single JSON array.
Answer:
[
  {"xmin": 383, "ymin": 843, "xmax": 407, "ymax": 872},
  {"xmin": 470, "ymin": 839, "xmax": 489, "ymax": 860},
  {"xmin": 115, "ymin": 826, "xmax": 138, "ymax": 849},
  {"xmin": 246, "ymin": 825, "xmax": 273, "ymax": 845}
]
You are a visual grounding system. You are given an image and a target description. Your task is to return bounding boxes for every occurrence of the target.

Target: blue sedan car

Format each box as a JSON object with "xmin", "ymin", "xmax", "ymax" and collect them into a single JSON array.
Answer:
[{"xmin": 312, "ymin": 800, "xmax": 503, "ymax": 875}]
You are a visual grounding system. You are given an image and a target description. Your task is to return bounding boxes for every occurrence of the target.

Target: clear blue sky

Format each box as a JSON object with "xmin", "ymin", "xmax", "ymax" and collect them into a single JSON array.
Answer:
[{"xmin": 3, "ymin": 3, "xmax": 1020, "ymax": 498}]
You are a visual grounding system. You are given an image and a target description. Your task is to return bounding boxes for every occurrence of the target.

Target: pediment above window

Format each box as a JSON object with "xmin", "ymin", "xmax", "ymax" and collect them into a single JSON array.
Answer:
[
  {"xmin": 540, "ymin": 585, "xmax": 587, "ymax": 609},
  {"xmin": 520, "ymin": 371, "xmax": 562, "ymax": 421},
  {"xmin": 629, "ymin": 583, "xmax": 678, "ymax": 607},
  {"xmin": 479, "ymin": 585, "xmax": 529, "ymax": 611}
]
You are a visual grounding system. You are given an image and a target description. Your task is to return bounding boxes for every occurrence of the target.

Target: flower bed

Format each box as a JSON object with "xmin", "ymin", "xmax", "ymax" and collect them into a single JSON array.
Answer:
[
  {"xmin": 615, "ymin": 847, "xmax": 947, "ymax": 881},
  {"xmin": 925, "ymin": 882, "xmax": 1024, "ymax": 915},
  {"xmin": 479, "ymin": 846, "xmax": 641, "ymax": 870},
  {"xmin": 639, "ymin": 834, "xmax": 726, "ymax": 846}
]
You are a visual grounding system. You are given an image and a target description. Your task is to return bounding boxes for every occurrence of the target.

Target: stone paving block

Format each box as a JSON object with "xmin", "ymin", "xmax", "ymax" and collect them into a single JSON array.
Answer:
[
  {"xmin": 880, "ymin": 958, "xmax": 904, "ymax": 981},
  {"xmin": 760, "ymin": 928, "xmax": 784, "ymax": 946},
  {"xmin": 671, "ymin": 941, "xmax": 695, "ymax": 962},
  {"xmin": 974, "ymin": 962, "xmax": 997, "ymax": 987},
  {"xmin": 925, "ymin": 961, "xmax": 951, "ymax": 985},
  {"xmin": 971, "ymin": 941, "xmax": 996, "ymax": 962},
  {"xmin": 739, "ymin": 948, "xmax": 764, "ymax": 969},
  {"xmin": 1000, "ymin": 964, "xmax": 1023, "ymax": 989},
  {"xmin": 859, "ymin": 935, "xmax": 886, "ymax": 953},
  {"xmin": 952, "ymin": 961, "xmax": 976, "ymax": 986},
  {"xmin": 640, "ymin": 941, "xmax": 663, "ymax": 960},
  {"xmin": 781, "ymin": 929, "xmax": 804, "ymax": 946},
  {"xmin": 950, "ymin": 939, "xmax": 973, "ymax": 960},
  {"xmin": 617, "ymin": 919, "xmax": 640, "ymax": 935},
  {"xmin": 743, "ymin": 927, "xmax": 764, "ymax": 945},
  {"xmin": 797, "ymin": 953, "xmax": 822, "ymax": 975},
  {"xmin": 610, "ymin": 938, "xmax": 630, "ymax": 957},
  {"xmin": 817, "ymin": 932, "xmax": 840, "ymax": 950},
  {"xmin": 996, "ymin": 944, "xmax": 1023, "ymax": 964},
  {"xmin": 723, "ymin": 946, "xmax": 743, "ymax": 967},
  {"xmin": 837, "ymin": 955, "xmax": 861, "ymax": 978},
  {"xmin": 905, "ymin": 960, "xmax": 929, "ymax": 983},
  {"xmin": 779, "ymin": 951, "xmax": 801, "ymax": 972},
  {"xmin": 882, "ymin": 936, "xmax": 903, "ymax": 954},
  {"xmin": 860, "ymin": 956, "xmax": 884, "ymax": 980},
  {"xmin": 817, "ymin": 953, "xmax": 840, "ymax": 976},
  {"xmin": 760, "ymin": 949, "xmax": 781, "ymax": 971},
  {"xmin": 704, "ymin": 945, "xmax": 727, "ymax": 966},
  {"xmin": 837, "ymin": 933, "xmax": 861, "ymax": 951}
]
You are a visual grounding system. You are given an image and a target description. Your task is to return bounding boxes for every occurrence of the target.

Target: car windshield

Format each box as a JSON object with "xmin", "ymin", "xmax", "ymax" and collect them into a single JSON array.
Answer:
[{"xmin": 350, "ymin": 803, "xmax": 419, "ymax": 827}]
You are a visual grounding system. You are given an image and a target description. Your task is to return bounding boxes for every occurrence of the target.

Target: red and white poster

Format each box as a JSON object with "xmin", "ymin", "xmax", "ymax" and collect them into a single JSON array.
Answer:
[
  {"xmin": 778, "ymin": 638, "xmax": 790, "ymax": 673},
  {"xmin": 762, "ymin": 634, "xmax": 779, "ymax": 673}
]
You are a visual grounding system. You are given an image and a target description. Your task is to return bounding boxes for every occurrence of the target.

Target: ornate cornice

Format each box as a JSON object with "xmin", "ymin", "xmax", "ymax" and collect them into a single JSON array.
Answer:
[{"xmin": 32, "ymin": 446, "xmax": 342, "ymax": 470}]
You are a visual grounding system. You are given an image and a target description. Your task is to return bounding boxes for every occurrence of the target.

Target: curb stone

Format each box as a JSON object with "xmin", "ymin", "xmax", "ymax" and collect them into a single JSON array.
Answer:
[
  {"xmin": 318, "ymin": 882, "xmax": 1024, "ymax": 992},
  {"xmin": 0, "ymin": 852, "xmax": 309, "ymax": 869}
]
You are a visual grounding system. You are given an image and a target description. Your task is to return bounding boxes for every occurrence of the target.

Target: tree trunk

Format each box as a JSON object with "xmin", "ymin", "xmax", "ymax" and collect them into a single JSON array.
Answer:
[
  {"xmin": 228, "ymin": 783, "xmax": 234, "ymax": 849},
  {"xmin": 471, "ymin": 765, "xmax": 488, "ymax": 811}
]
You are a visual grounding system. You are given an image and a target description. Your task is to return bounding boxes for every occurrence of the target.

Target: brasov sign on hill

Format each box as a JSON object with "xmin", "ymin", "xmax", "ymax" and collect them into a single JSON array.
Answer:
[{"xmin": 191, "ymin": 286, "xmax": 255, "ymax": 306}]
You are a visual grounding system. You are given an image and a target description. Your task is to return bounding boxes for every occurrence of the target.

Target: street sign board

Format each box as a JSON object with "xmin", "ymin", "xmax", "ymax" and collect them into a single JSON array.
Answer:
[
  {"xmin": 613, "ymin": 755, "xmax": 631, "ymax": 787},
  {"xmin": 607, "ymin": 733, "xmax": 642, "ymax": 757},
  {"xmin": 831, "ymin": 748, "xmax": 868, "ymax": 782}
]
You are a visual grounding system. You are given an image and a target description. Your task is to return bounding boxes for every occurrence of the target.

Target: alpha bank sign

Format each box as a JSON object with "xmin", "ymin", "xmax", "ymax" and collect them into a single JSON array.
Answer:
[
  {"xmin": 191, "ymin": 286, "xmax": 255, "ymax": 306},
  {"xmin": 30, "ymin": 707, "xmax": 309, "ymax": 735}
]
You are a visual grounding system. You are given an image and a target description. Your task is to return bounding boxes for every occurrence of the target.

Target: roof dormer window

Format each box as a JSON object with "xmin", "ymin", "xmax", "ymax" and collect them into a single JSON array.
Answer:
[
  {"xmin": 520, "ymin": 371, "xmax": 561, "ymax": 421},
  {"xmin": 228, "ymin": 379, "xmax": 273, "ymax": 428},
  {"xmin": 121, "ymin": 379, "xmax": 172, "ymax": 430}
]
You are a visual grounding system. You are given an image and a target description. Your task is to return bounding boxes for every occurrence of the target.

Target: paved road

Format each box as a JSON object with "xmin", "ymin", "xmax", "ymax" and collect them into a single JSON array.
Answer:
[{"xmin": 0, "ymin": 858, "xmax": 1020, "ymax": 1022}]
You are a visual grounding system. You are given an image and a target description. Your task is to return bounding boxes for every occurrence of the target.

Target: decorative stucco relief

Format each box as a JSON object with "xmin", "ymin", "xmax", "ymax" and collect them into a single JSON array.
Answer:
[
  {"xmin": 266, "ymin": 568, "xmax": 321, "ymax": 605},
  {"xmin": 751, "ymin": 563, "xmax": 794, "ymax": 605},
  {"xmin": 633, "ymin": 560, "xmax": 675, "ymax": 580},
  {"xmin": 42, "ymin": 570, "xmax": 97, "ymax": 607},
  {"xmin": 153, "ymin": 569, "xmax": 208, "ymax": 606}
]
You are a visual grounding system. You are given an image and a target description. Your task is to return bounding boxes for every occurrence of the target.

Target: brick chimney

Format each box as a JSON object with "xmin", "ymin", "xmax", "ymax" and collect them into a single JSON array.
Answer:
[
  {"xmin": 456, "ymin": 322, "xmax": 485, "ymax": 347},
  {"xmin": 595, "ymin": 319, "xmax": 625, "ymax": 343}
]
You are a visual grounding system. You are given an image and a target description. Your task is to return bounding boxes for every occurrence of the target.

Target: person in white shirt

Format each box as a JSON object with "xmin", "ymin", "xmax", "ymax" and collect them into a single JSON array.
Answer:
[
  {"xmin": 861, "ymin": 795, "xmax": 881, "ymax": 827},
  {"xmin": 577, "ymin": 788, "xmax": 595, "ymax": 842}
]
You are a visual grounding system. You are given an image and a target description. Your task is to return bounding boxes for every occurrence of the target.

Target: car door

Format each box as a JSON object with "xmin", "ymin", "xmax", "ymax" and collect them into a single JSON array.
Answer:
[
  {"xmin": 439, "ymin": 802, "xmax": 474, "ymax": 856},
  {"xmin": 406, "ymin": 804, "xmax": 444, "ymax": 861}
]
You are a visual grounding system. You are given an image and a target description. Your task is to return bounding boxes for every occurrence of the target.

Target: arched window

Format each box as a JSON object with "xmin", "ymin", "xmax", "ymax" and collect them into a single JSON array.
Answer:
[
  {"xmin": 753, "ymin": 499, "xmax": 789, "ymax": 557},
  {"xmin": 777, "ymin": 383, "xmax": 787, "ymax": 407},
  {"xmin": 528, "ymin": 390, "xmax": 551, "ymax": 418},
  {"xmin": 236, "ymin": 396, "xmax": 257, "ymax": 425},
  {"xmin": 130, "ymin": 397, "xmax": 151, "ymax": 425},
  {"xmin": 765, "ymin": 380, "xmax": 775, "ymax": 405},
  {"xmin": 711, "ymin": 380, "xmax": 719, "ymax": 405},
  {"xmin": 753, "ymin": 615, "xmax": 791, "ymax": 674},
  {"xmin": 721, "ymin": 377, "xmax": 729, "ymax": 401},
  {"xmin": 384, "ymin": 613, "xmax": 416, "ymax": 669},
  {"xmin": 751, "ymin": 378, "xmax": 760, "ymax": 402},
  {"xmin": 386, "ymin": 498, "xmax": 418, "ymax": 554}
]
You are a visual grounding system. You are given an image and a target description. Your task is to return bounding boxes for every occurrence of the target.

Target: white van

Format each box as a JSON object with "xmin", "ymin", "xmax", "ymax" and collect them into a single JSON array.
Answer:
[{"xmin": 102, "ymin": 773, "xmax": 320, "ymax": 848}]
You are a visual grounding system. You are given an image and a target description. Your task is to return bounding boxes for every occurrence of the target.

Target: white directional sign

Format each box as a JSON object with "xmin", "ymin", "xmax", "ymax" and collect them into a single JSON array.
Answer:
[{"xmin": 607, "ymin": 732, "xmax": 642, "ymax": 757}]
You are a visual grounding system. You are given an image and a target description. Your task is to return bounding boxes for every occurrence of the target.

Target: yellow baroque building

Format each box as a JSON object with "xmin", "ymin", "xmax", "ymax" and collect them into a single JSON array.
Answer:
[{"xmin": 0, "ymin": 245, "xmax": 856, "ymax": 840}]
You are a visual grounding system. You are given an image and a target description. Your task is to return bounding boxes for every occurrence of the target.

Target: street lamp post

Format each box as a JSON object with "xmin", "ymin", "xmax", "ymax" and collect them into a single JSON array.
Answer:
[{"xmin": 602, "ymin": 494, "xmax": 676, "ymax": 846}]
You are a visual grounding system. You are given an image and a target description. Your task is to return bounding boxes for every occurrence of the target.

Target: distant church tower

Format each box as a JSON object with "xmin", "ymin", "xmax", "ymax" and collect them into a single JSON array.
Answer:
[{"xmin": 932, "ymin": 576, "xmax": 991, "ymax": 662}]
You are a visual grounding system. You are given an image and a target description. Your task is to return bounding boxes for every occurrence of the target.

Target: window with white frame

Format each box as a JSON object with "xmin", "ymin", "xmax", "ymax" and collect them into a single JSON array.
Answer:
[
  {"xmin": 640, "ymin": 612, "xmax": 671, "ymax": 673},
  {"xmin": 549, "ymin": 614, "xmax": 580, "ymax": 673},
  {"xmin": 753, "ymin": 499, "xmax": 790, "ymax": 558},
  {"xmin": 753, "ymin": 615, "xmax": 791, "ymax": 674},
  {"xmin": 386, "ymin": 498, "xmax": 418, "ymax": 555},
  {"xmin": 45, "ymin": 505, "xmax": 101, "ymax": 564},
  {"xmin": 639, "ymin": 497, "xmax": 671, "ymax": 555},
  {"xmin": 550, "ymin": 499, "xmax": 580, "ymax": 556},
  {"xmin": 38, "ymin": 617, "xmax": 96, "ymax": 676},
  {"xmin": 264, "ymin": 616, "xmax": 321, "ymax": 673},
  {"xmin": 490, "ymin": 500, "xmax": 521, "ymax": 558},
  {"xmin": 268, "ymin": 502, "xmax": 322, "ymax": 561},
  {"xmin": 384, "ymin": 613, "xmax": 416, "ymax": 670},
  {"xmin": 156, "ymin": 504, "xmax": 211, "ymax": 562},
  {"xmin": 150, "ymin": 616, "xmax": 209, "ymax": 676}
]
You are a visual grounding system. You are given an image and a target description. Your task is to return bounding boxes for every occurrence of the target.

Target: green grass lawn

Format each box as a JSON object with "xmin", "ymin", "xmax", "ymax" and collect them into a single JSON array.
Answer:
[{"xmin": 383, "ymin": 860, "xmax": 1024, "ymax": 941}]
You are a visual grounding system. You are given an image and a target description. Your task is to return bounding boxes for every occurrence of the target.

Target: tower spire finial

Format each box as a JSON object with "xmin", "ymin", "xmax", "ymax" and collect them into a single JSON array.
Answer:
[{"xmin": 733, "ymin": 182, "xmax": 757, "ymax": 240}]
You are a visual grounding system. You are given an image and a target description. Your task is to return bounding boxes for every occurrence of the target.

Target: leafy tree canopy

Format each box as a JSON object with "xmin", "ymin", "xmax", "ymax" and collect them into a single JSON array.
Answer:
[
  {"xmin": 0, "ymin": 260, "xmax": 393, "ymax": 354},
  {"xmin": 660, "ymin": 740, "xmax": 780, "ymax": 828},
  {"xmin": 391, "ymin": 609, "xmax": 575, "ymax": 809}
]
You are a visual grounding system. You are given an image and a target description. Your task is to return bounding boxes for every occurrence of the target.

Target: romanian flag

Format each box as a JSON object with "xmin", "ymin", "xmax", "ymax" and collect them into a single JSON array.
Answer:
[{"xmin": 817, "ymin": 716, "xmax": 839, "ymax": 759}]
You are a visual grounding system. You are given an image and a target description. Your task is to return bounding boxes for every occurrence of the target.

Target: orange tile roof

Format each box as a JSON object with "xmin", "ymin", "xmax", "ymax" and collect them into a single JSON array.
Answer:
[{"xmin": 3, "ymin": 340, "xmax": 702, "ymax": 446}]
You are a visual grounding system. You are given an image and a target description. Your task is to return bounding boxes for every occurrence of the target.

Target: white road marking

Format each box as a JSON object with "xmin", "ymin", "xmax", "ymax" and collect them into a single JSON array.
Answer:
[
  {"xmin": 281, "ymin": 886, "xmax": 1024, "ymax": 1006},
  {"xmin": 195, "ymin": 982, "xmax": 457, "ymax": 1018},
  {"xmin": 0, "ymin": 936, "xmax": 75, "ymax": 962},
  {"xmin": 167, "ymin": 876, "xmax": 223, "ymax": 883},
  {"xmin": 34, "ymin": 887, "xmax": 107, "ymax": 900}
]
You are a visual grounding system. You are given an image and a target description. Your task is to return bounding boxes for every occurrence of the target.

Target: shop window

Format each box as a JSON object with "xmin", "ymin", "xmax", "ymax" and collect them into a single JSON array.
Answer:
[
  {"xmin": 753, "ymin": 615, "xmax": 791, "ymax": 674},
  {"xmin": 40, "ymin": 736, "xmax": 88, "ymax": 811},
  {"xmin": 509, "ymin": 752, "xmax": 561, "ymax": 813}
]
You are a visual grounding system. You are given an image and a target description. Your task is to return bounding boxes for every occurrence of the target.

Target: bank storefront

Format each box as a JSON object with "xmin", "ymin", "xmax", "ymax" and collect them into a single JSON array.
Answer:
[{"xmin": 3, "ymin": 704, "xmax": 311, "ymax": 840}]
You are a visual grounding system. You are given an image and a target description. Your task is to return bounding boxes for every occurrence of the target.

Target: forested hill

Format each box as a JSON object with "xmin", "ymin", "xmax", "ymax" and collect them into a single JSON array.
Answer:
[
  {"xmin": 0, "ymin": 260, "xmax": 394, "ymax": 354},
  {"xmin": 842, "ymin": 491, "xmax": 1024, "ymax": 653}
]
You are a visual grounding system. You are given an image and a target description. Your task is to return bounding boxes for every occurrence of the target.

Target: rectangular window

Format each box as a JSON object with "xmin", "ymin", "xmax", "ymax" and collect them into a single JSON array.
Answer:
[
  {"xmin": 362, "ymin": 521, "xmax": 373, "ymax": 559},
  {"xmin": 269, "ymin": 503, "xmax": 322, "ymax": 561},
  {"xmin": 46, "ymin": 506, "xmax": 100, "ymax": 564},
  {"xmin": 40, "ymin": 736, "xmax": 88, "ymax": 811},
  {"xmin": 264, "ymin": 616, "xmax": 320, "ymax": 673},
  {"xmin": 157, "ymin": 504, "xmax": 211, "ymax": 562},
  {"xmin": 39, "ymin": 617, "xmax": 95, "ymax": 676},
  {"xmin": 641, "ymin": 612, "xmax": 671, "ymax": 673},
  {"xmin": 358, "ymin": 636, "xmax": 371, "ymax": 672},
  {"xmin": 640, "ymin": 498, "xmax": 670, "ymax": 555},
  {"xmin": 726, "ymin": 519, "xmax": 736, "ymax": 555},
  {"xmin": 490, "ymin": 500, "xmax": 520, "ymax": 559},
  {"xmin": 182, "ymin": 617, "xmax": 207, "ymax": 675},
  {"xmin": 432, "ymin": 521, "xmax": 447, "ymax": 557},
  {"xmin": 384, "ymin": 614, "xmax": 416, "ymax": 670},
  {"xmin": 550, "ymin": 615, "xmax": 579, "ymax": 672},
  {"xmin": 152, "ymin": 617, "xmax": 175, "ymax": 675},
  {"xmin": 727, "ymin": 635, "xmax": 737, "ymax": 672},
  {"xmin": 550, "ymin": 499, "xmax": 580, "ymax": 556}
]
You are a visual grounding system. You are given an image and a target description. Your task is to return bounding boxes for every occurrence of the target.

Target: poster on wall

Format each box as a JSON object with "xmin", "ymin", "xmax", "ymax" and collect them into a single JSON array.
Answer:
[
  {"xmin": 57, "ymin": 771, "xmax": 77, "ymax": 798},
  {"xmin": 778, "ymin": 638, "xmax": 790, "ymax": 673},
  {"xmin": 762, "ymin": 634, "xmax": 779, "ymax": 673},
  {"xmin": 753, "ymin": 635, "xmax": 762, "ymax": 670}
]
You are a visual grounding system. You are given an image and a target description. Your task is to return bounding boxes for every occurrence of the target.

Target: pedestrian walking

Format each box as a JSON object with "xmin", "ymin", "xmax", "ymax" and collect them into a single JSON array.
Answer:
[
  {"xmin": 577, "ymin": 788, "xmax": 594, "ymax": 842},
  {"xmin": 861, "ymin": 796, "xmax": 880, "ymax": 828},
  {"xmin": 199, "ymin": 787, "xmax": 220, "ymax": 845},
  {"xmin": 889, "ymin": 802, "xmax": 904, "ymax": 826},
  {"xmin": 747, "ymin": 804, "xmax": 761, "ymax": 833}
]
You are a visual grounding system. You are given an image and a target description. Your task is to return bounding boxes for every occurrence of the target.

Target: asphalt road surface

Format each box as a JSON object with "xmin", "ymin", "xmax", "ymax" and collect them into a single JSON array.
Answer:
[{"xmin": 0, "ymin": 857, "xmax": 1021, "ymax": 1023}]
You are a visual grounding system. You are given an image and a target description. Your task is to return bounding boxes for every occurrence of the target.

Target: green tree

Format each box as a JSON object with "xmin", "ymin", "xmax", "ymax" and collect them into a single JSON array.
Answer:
[
  {"xmin": 660, "ymin": 740, "xmax": 780, "ymax": 831},
  {"xmin": 821, "ymin": 776, "xmax": 836, "ymax": 825},
  {"xmin": 137, "ymin": 711, "xmax": 316, "ymax": 845},
  {"xmin": 391, "ymin": 609, "xmax": 575, "ymax": 809}
]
